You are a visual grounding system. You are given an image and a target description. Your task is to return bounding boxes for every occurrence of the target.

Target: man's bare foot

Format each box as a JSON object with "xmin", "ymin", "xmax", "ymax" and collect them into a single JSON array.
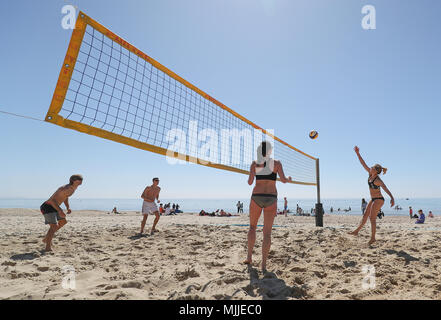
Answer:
[
  {"xmin": 44, "ymin": 247, "xmax": 53, "ymax": 252},
  {"xmin": 42, "ymin": 237, "xmax": 47, "ymax": 243},
  {"xmin": 243, "ymin": 259, "xmax": 252, "ymax": 265},
  {"xmin": 368, "ymin": 239, "xmax": 376, "ymax": 246},
  {"xmin": 348, "ymin": 231, "xmax": 358, "ymax": 236}
]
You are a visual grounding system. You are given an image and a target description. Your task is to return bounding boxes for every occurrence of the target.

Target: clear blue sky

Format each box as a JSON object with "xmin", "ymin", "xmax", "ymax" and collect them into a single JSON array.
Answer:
[{"xmin": 1, "ymin": 0, "xmax": 440, "ymax": 200}]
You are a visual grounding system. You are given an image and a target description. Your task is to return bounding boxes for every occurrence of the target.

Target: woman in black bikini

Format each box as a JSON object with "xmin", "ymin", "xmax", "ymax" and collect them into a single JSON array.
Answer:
[
  {"xmin": 244, "ymin": 141, "xmax": 292, "ymax": 271},
  {"xmin": 349, "ymin": 146, "xmax": 395, "ymax": 245}
]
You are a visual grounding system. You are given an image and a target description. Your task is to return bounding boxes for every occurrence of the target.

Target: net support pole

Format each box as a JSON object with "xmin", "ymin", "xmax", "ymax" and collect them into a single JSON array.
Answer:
[{"xmin": 315, "ymin": 158, "xmax": 324, "ymax": 227}]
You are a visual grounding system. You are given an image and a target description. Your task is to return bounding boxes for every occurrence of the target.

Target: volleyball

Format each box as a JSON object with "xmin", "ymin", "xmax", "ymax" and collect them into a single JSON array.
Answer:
[{"xmin": 309, "ymin": 130, "xmax": 318, "ymax": 140}]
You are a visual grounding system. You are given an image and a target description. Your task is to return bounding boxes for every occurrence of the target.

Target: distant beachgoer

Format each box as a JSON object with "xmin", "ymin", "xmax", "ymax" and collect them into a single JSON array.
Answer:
[
  {"xmin": 284, "ymin": 197, "xmax": 288, "ymax": 217},
  {"xmin": 415, "ymin": 210, "xmax": 425, "ymax": 224},
  {"xmin": 377, "ymin": 209, "xmax": 384, "ymax": 219},
  {"xmin": 244, "ymin": 141, "xmax": 292, "ymax": 272},
  {"xmin": 409, "ymin": 206, "xmax": 413, "ymax": 219},
  {"xmin": 219, "ymin": 209, "xmax": 231, "ymax": 217},
  {"xmin": 428, "ymin": 211, "xmax": 434, "ymax": 218},
  {"xmin": 159, "ymin": 203, "xmax": 164, "ymax": 214},
  {"xmin": 330, "ymin": 207, "xmax": 334, "ymax": 213},
  {"xmin": 40, "ymin": 174, "xmax": 83, "ymax": 252},
  {"xmin": 140, "ymin": 177, "xmax": 161, "ymax": 235},
  {"xmin": 349, "ymin": 146, "xmax": 395, "ymax": 245},
  {"xmin": 240, "ymin": 202, "xmax": 244, "ymax": 213},
  {"xmin": 237, "ymin": 201, "xmax": 241, "ymax": 214},
  {"xmin": 361, "ymin": 198, "xmax": 367, "ymax": 215}
]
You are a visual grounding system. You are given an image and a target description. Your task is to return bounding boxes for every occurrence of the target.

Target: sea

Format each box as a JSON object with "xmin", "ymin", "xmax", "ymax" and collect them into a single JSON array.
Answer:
[{"xmin": 0, "ymin": 198, "xmax": 440, "ymax": 216}]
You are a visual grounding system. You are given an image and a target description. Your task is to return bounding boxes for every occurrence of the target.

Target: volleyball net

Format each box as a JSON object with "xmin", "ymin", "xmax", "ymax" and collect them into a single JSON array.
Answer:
[{"xmin": 46, "ymin": 12, "xmax": 318, "ymax": 186}]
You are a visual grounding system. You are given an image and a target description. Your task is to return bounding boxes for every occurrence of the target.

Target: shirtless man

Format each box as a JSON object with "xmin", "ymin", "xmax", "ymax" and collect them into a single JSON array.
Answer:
[
  {"xmin": 140, "ymin": 177, "xmax": 161, "ymax": 235},
  {"xmin": 40, "ymin": 175, "xmax": 83, "ymax": 252}
]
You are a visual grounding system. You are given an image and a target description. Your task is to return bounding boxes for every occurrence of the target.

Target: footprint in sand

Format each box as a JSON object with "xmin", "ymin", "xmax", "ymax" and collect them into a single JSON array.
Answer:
[
  {"xmin": 36, "ymin": 266, "xmax": 50, "ymax": 272},
  {"xmin": 121, "ymin": 281, "xmax": 143, "ymax": 289}
]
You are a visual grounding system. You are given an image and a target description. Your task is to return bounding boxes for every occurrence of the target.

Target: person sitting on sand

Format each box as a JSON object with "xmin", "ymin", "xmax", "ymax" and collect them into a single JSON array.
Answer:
[
  {"xmin": 159, "ymin": 203, "xmax": 164, "ymax": 215},
  {"xmin": 40, "ymin": 175, "xmax": 83, "ymax": 252},
  {"xmin": 140, "ymin": 177, "xmax": 161, "ymax": 235},
  {"xmin": 428, "ymin": 211, "xmax": 434, "ymax": 218},
  {"xmin": 349, "ymin": 146, "xmax": 394, "ymax": 245},
  {"xmin": 377, "ymin": 209, "xmax": 384, "ymax": 219},
  {"xmin": 199, "ymin": 210, "xmax": 206, "ymax": 216},
  {"xmin": 244, "ymin": 141, "xmax": 292, "ymax": 272},
  {"xmin": 415, "ymin": 210, "xmax": 425, "ymax": 224},
  {"xmin": 164, "ymin": 203, "xmax": 171, "ymax": 216},
  {"xmin": 111, "ymin": 207, "xmax": 120, "ymax": 214}
]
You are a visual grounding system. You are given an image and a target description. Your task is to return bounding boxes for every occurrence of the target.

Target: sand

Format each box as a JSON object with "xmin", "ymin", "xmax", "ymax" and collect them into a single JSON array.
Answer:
[{"xmin": 1, "ymin": 208, "xmax": 441, "ymax": 300}]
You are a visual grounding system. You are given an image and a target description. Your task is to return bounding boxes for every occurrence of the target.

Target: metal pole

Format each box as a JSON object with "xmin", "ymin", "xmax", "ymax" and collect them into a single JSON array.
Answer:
[{"xmin": 315, "ymin": 158, "xmax": 323, "ymax": 227}]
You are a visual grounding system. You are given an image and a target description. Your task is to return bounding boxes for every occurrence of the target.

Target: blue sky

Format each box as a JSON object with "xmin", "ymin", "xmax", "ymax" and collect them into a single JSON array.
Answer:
[{"xmin": 0, "ymin": 0, "xmax": 440, "ymax": 200}]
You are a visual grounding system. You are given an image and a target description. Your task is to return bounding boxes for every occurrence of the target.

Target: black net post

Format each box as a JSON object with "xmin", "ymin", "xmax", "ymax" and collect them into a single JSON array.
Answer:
[{"xmin": 315, "ymin": 158, "xmax": 323, "ymax": 227}]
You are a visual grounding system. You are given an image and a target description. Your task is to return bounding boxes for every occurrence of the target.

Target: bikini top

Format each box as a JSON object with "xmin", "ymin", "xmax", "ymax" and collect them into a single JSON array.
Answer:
[
  {"xmin": 255, "ymin": 161, "xmax": 277, "ymax": 181},
  {"xmin": 368, "ymin": 176, "xmax": 380, "ymax": 190}
]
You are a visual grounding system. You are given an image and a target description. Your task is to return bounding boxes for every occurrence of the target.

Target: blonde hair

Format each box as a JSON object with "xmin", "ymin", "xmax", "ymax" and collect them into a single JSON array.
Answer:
[{"xmin": 374, "ymin": 164, "xmax": 387, "ymax": 175}]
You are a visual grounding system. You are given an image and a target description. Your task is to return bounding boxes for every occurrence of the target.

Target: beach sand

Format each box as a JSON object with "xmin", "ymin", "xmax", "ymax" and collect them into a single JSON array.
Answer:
[{"xmin": 1, "ymin": 208, "xmax": 441, "ymax": 300}]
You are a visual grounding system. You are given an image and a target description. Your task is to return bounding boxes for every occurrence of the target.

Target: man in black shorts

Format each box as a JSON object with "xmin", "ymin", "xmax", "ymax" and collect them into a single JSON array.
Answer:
[{"xmin": 40, "ymin": 175, "xmax": 83, "ymax": 251}]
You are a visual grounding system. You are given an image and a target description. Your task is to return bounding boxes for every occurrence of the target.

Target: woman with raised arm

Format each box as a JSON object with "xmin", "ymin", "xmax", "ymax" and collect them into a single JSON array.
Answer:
[
  {"xmin": 244, "ymin": 141, "xmax": 292, "ymax": 272},
  {"xmin": 349, "ymin": 146, "xmax": 395, "ymax": 245}
]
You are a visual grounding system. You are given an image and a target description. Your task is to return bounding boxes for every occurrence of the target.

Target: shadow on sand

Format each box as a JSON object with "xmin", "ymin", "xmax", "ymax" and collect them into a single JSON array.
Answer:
[
  {"xmin": 128, "ymin": 233, "xmax": 150, "ymax": 240},
  {"xmin": 10, "ymin": 252, "xmax": 41, "ymax": 261},
  {"xmin": 244, "ymin": 265, "xmax": 308, "ymax": 300},
  {"xmin": 384, "ymin": 249, "xmax": 419, "ymax": 265}
]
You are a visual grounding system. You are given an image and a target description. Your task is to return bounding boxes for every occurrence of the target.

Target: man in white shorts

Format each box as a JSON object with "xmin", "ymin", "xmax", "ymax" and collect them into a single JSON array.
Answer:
[{"xmin": 140, "ymin": 177, "xmax": 161, "ymax": 235}]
